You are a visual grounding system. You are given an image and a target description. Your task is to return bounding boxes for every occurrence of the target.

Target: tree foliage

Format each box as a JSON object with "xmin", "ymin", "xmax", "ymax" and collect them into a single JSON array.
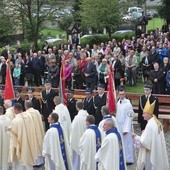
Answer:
[
  {"xmin": 72, "ymin": 0, "xmax": 81, "ymax": 25},
  {"xmin": 80, "ymin": 0, "xmax": 122, "ymax": 38},
  {"xmin": 0, "ymin": 1, "xmax": 14, "ymax": 44},
  {"xmin": 158, "ymin": 0, "xmax": 170, "ymax": 24},
  {"xmin": 4, "ymin": 0, "xmax": 61, "ymax": 49},
  {"xmin": 58, "ymin": 14, "xmax": 74, "ymax": 30}
]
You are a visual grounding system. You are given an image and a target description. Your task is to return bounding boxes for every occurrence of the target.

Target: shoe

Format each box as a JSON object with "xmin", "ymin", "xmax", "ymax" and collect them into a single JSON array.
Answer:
[{"xmin": 126, "ymin": 162, "xmax": 133, "ymax": 166}]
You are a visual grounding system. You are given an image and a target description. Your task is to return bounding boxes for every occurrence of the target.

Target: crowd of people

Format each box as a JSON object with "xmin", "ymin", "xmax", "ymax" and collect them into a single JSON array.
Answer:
[
  {"xmin": 0, "ymin": 81, "xmax": 169, "ymax": 170},
  {"xmin": 0, "ymin": 25, "xmax": 170, "ymax": 94},
  {"xmin": 0, "ymin": 25, "xmax": 170, "ymax": 170}
]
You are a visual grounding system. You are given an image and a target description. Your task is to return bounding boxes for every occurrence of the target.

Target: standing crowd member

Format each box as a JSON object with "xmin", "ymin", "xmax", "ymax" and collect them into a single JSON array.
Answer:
[
  {"xmin": 116, "ymin": 88, "xmax": 134, "ymax": 165},
  {"xmin": 138, "ymin": 84, "xmax": 159, "ymax": 131},
  {"xmin": 83, "ymin": 88, "xmax": 95, "ymax": 116},
  {"xmin": 149, "ymin": 62, "xmax": 164, "ymax": 94},
  {"xmin": 67, "ymin": 89, "xmax": 77, "ymax": 121},
  {"xmin": 93, "ymin": 84, "xmax": 106, "ymax": 125},
  {"xmin": 41, "ymin": 80, "xmax": 58, "ymax": 130},
  {"xmin": 27, "ymin": 88, "xmax": 41, "ymax": 112}
]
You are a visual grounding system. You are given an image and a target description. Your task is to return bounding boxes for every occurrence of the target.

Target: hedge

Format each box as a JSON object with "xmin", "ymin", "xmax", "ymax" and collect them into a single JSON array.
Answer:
[
  {"xmin": 0, "ymin": 32, "xmax": 136, "ymax": 55},
  {"xmin": 80, "ymin": 32, "xmax": 135, "ymax": 47},
  {"xmin": 0, "ymin": 40, "xmax": 62, "ymax": 55}
]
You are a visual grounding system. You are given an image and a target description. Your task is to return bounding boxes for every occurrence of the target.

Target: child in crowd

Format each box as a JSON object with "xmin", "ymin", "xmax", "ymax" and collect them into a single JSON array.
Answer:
[{"xmin": 13, "ymin": 63, "xmax": 21, "ymax": 85}]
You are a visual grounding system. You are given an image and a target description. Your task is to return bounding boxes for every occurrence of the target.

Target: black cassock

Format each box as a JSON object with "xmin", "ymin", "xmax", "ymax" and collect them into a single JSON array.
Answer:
[
  {"xmin": 67, "ymin": 98, "xmax": 77, "ymax": 122},
  {"xmin": 83, "ymin": 96, "xmax": 96, "ymax": 116},
  {"xmin": 30, "ymin": 97, "xmax": 41, "ymax": 112},
  {"xmin": 138, "ymin": 95, "xmax": 159, "ymax": 131},
  {"xmin": 93, "ymin": 93, "xmax": 106, "ymax": 125},
  {"xmin": 41, "ymin": 89, "xmax": 58, "ymax": 130}
]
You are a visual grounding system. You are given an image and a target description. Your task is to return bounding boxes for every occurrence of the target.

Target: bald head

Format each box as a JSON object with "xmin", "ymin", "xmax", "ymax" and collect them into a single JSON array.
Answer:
[{"xmin": 4, "ymin": 100, "xmax": 12, "ymax": 109}]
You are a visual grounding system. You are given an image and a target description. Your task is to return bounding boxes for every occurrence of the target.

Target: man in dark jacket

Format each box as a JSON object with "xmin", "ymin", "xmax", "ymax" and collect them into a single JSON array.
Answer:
[
  {"xmin": 84, "ymin": 57, "xmax": 97, "ymax": 90},
  {"xmin": 41, "ymin": 80, "xmax": 58, "ymax": 130},
  {"xmin": 149, "ymin": 62, "xmax": 164, "ymax": 94},
  {"xmin": 14, "ymin": 88, "xmax": 25, "ymax": 110},
  {"xmin": 93, "ymin": 84, "xmax": 106, "ymax": 125},
  {"xmin": 32, "ymin": 53, "xmax": 43, "ymax": 86},
  {"xmin": 26, "ymin": 88, "xmax": 41, "ymax": 112},
  {"xmin": 138, "ymin": 84, "xmax": 159, "ymax": 131},
  {"xmin": 67, "ymin": 89, "xmax": 77, "ymax": 121},
  {"xmin": 83, "ymin": 88, "xmax": 95, "ymax": 116}
]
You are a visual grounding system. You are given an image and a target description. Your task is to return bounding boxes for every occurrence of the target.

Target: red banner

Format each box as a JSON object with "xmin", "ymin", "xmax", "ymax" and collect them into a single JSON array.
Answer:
[
  {"xmin": 59, "ymin": 62, "xmax": 67, "ymax": 105},
  {"xmin": 107, "ymin": 66, "xmax": 116, "ymax": 114},
  {"xmin": 4, "ymin": 62, "xmax": 15, "ymax": 100}
]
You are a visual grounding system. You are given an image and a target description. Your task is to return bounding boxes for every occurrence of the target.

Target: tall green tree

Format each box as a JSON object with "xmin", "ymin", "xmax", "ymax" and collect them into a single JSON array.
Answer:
[
  {"xmin": 80, "ymin": 0, "xmax": 122, "ymax": 38},
  {"xmin": 72, "ymin": 0, "xmax": 81, "ymax": 25},
  {"xmin": 0, "ymin": 1, "xmax": 14, "ymax": 45},
  {"xmin": 5, "ymin": 0, "xmax": 61, "ymax": 50},
  {"xmin": 158, "ymin": 0, "xmax": 170, "ymax": 24}
]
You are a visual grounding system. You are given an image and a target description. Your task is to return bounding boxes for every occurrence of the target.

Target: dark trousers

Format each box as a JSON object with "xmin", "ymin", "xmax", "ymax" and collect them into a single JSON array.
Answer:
[
  {"xmin": 126, "ymin": 68, "xmax": 137, "ymax": 86},
  {"xmin": 34, "ymin": 69, "xmax": 42, "ymax": 86},
  {"xmin": 86, "ymin": 81, "xmax": 95, "ymax": 90}
]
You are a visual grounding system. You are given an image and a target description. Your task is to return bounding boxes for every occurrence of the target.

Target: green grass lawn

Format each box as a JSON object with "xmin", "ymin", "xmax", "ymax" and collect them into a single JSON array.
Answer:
[
  {"xmin": 147, "ymin": 17, "xmax": 164, "ymax": 30},
  {"xmin": 41, "ymin": 28, "xmax": 66, "ymax": 38},
  {"xmin": 125, "ymin": 80, "xmax": 144, "ymax": 94}
]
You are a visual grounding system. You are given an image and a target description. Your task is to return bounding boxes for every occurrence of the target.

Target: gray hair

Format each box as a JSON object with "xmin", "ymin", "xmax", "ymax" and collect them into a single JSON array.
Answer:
[{"xmin": 105, "ymin": 118, "xmax": 115, "ymax": 128}]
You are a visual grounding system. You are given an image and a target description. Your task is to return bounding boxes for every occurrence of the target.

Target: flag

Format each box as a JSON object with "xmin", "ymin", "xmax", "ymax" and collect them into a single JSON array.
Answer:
[
  {"xmin": 4, "ymin": 61, "xmax": 15, "ymax": 100},
  {"xmin": 107, "ymin": 65, "xmax": 116, "ymax": 114},
  {"xmin": 59, "ymin": 62, "xmax": 67, "ymax": 105}
]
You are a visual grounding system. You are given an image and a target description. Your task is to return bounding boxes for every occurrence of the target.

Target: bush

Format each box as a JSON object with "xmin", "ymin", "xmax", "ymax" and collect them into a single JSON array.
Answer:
[{"xmin": 80, "ymin": 32, "xmax": 135, "ymax": 47}]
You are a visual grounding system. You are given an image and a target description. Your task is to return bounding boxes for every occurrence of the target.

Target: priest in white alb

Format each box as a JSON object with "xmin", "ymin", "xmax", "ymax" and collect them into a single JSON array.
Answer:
[
  {"xmin": 98, "ymin": 105, "xmax": 119, "ymax": 136},
  {"xmin": 95, "ymin": 118, "xmax": 127, "ymax": 170},
  {"xmin": 53, "ymin": 96, "xmax": 71, "ymax": 139},
  {"xmin": 0, "ymin": 106, "xmax": 11, "ymax": 170},
  {"xmin": 8, "ymin": 103, "xmax": 37, "ymax": 170},
  {"xmin": 133, "ymin": 99, "xmax": 169, "ymax": 170},
  {"xmin": 79, "ymin": 115, "xmax": 102, "ymax": 170},
  {"xmin": 43, "ymin": 113, "xmax": 72, "ymax": 170},
  {"xmin": 24, "ymin": 100, "xmax": 45, "ymax": 166},
  {"xmin": 70, "ymin": 101, "xmax": 89, "ymax": 170}
]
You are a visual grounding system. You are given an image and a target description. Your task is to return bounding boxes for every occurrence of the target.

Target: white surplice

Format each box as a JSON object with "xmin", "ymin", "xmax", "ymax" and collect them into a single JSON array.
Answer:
[
  {"xmin": 53, "ymin": 103, "xmax": 72, "ymax": 140},
  {"xmin": 0, "ymin": 115, "xmax": 11, "ymax": 170},
  {"xmin": 116, "ymin": 98, "xmax": 134, "ymax": 163},
  {"xmin": 79, "ymin": 126, "xmax": 102, "ymax": 170},
  {"xmin": 43, "ymin": 123, "xmax": 72, "ymax": 170},
  {"xmin": 136, "ymin": 117, "xmax": 169, "ymax": 170},
  {"xmin": 95, "ymin": 133, "xmax": 120, "ymax": 170},
  {"xmin": 70, "ymin": 110, "xmax": 88, "ymax": 170}
]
